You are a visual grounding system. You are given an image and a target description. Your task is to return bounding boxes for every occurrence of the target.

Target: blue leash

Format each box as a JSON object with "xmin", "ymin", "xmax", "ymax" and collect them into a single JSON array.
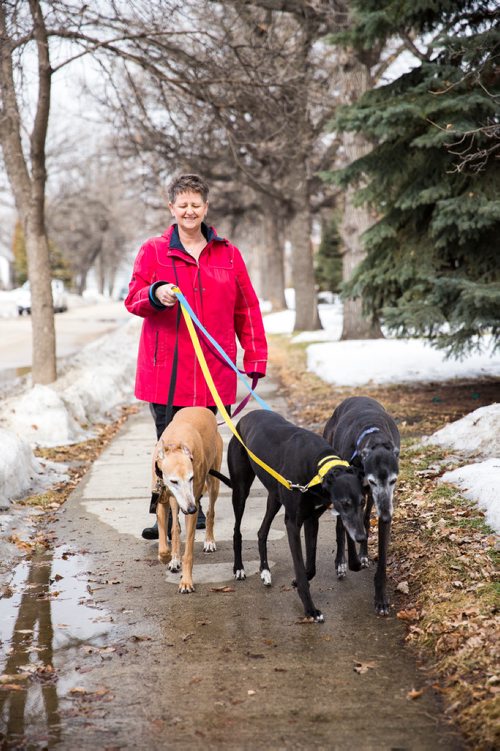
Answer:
[{"xmin": 175, "ymin": 290, "xmax": 272, "ymax": 412}]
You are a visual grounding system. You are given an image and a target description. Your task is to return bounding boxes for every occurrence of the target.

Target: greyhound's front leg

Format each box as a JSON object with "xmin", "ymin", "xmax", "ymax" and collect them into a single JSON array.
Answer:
[
  {"xmin": 179, "ymin": 511, "xmax": 197, "ymax": 593},
  {"xmin": 374, "ymin": 518, "xmax": 391, "ymax": 616},
  {"xmin": 204, "ymin": 476, "xmax": 218, "ymax": 553},
  {"xmin": 257, "ymin": 493, "xmax": 280, "ymax": 586},
  {"xmin": 303, "ymin": 512, "xmax": 320, "ymax": 582},
  {"xmin": 360, "ymin": 493, "xmax": 373, "ymax": 568},
  {"xmin": 285, "ymin": 516, "xmax": 323, "ymax": 623},
  {"xmin": 168, "ymin": 500, "xmax": 181, "ymax": 573},
  {"xmin": 157, "ymin": 496, "xmax": 171, "ymax": 564},
  {"xmin": 335, "ymin": 517, "xmax": 347, "ymax": 578}
]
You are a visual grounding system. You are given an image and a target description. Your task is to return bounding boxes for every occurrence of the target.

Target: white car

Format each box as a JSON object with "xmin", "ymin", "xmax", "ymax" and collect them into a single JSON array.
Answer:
[{"xmin": 17, "ymin": 279, "xmax": 68, "ymax": 315}]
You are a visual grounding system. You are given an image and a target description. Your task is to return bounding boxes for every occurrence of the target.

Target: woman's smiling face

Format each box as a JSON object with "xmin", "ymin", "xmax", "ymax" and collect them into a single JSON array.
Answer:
[{"xmin": 169, "ymin": 191, "xmax": 208, "ymax": 233}]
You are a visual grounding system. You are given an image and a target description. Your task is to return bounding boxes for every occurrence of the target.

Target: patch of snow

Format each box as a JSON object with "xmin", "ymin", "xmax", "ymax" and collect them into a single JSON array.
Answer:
[
  {"xmin": 423, "ymin": 404, "xmax": 500, "ymax": 458},
  {"xmin": 440, "ymin": 459, "xmax": 500, "ymax": 533}
]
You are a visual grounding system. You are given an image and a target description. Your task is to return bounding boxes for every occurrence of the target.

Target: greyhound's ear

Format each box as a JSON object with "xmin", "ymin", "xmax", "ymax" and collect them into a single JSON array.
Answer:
[
  {"xmin": 155, "ymin": 462, "xmax": 163, "ymax": 479},
  {"xmin": 157, "ymin": 445, "xmax": 165, "ymax": 460},
  {"xmin": 360, "ymin": 447, "xmax": 371, "ymax": 461},
  {"xmin": 181, "ymin": 445, "xmax": 193, "ymax": 460}
]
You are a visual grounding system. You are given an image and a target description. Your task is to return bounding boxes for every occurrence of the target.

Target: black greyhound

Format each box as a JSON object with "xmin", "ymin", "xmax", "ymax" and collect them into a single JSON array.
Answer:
[
  {"xmin": 323, "ymin": 396, "xmax": 400, "ymax": 616},
  {"xmin": 227, "ymin": 409, "xmax": 366, "ymax": 623}
]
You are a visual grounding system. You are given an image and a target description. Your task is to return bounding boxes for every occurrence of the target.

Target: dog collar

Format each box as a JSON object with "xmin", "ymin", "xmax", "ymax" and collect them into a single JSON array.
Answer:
[
  {"xmin": 289, "ymin": 455, "xmax": 349, "ymax": 493},
  {"xmin": 350, "ymin": 427, "xmax": 380, "ymax": 462}
]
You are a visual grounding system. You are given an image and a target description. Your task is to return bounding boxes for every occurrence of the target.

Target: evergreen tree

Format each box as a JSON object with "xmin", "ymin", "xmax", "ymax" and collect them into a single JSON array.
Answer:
[
  {"xmin": 315, "ymin": 218, "xmax": 343, "ymax": 294},
  {"xmin": 327, "ymin": 0, "xmax": 499, "ymax": 356}
]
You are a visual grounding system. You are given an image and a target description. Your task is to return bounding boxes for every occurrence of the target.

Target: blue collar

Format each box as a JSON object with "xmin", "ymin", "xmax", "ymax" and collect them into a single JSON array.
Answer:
[{"xmin": 350, "ymin": 427, "xmax": 380, "ymax": 462}]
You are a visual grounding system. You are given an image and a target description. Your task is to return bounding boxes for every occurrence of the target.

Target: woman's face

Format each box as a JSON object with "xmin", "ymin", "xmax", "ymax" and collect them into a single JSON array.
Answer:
[{"xmin": 169, "ymin": 191, "xmax": 208, "ymax": 234}]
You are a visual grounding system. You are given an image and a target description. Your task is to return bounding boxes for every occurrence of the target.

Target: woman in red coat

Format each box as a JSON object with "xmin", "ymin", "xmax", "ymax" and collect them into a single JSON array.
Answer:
[{"xmin": 125, "ymin": 173, "xmax": 268, "ymax": 538}]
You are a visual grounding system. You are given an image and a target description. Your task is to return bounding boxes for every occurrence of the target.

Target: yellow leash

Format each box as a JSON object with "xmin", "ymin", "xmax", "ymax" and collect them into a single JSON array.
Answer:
[{"xmin": 174, "ymin": 288, "xmax": 349, "ymax": 492}]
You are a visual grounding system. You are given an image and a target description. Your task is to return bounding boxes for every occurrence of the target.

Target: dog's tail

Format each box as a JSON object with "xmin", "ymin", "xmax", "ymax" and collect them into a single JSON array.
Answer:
[{"xmin": 208, "ymin": 468, "xmax": 232, "ymax": 488}]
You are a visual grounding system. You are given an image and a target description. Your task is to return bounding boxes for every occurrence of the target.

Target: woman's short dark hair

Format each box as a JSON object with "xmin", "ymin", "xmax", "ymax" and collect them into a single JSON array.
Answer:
[{"xmin": 168, "ymin": 174, "xmax": 209, "ymax": 203}]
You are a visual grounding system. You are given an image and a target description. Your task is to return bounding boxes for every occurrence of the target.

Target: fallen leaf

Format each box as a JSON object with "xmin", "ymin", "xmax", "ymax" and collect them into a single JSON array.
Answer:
[
  {"xmin": 0, "ymin": 683, "xmax": 25, "ymax": 691},
  {"xmin": 396, "ymin": 581, "xmax": 409, "ymax": 594},
  {"xmin": 0, "ymin": 673, "xmax": 30, "ymax": 684},
  {"xmin": 209, "ymin": 586, "xmax": 235, "ymax": 593},
  {"xmin": 396, "ymin": 609, "xmax": 419, "ymax": 621},
  {"xmin": 353, "ymin": 661, "xmax": 377, "ymax": 674},
  {"xmin": 407, "ymin": 688, "xmax": 424, "ymax": 700}
]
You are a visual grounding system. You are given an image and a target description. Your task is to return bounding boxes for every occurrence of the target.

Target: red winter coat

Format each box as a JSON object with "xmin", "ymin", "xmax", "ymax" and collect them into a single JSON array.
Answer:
[{"xmin": 125, "ymin": 224, "xmax": 268, "ymax": 406}]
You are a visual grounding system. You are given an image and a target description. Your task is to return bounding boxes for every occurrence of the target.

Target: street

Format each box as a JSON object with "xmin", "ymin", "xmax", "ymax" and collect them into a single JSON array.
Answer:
[
  {"xmin": 0, "ymin": 375, "xmax": 462, "ymax": 750},
  {"xmin": 0, "ymin": 300, "xmax": 130, "ymax": 380}
]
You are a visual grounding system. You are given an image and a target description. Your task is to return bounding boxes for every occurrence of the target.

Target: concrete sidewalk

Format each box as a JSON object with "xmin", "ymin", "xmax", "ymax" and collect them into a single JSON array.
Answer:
[{"xmin": 1, "ymin": 372, "xmax": 462, "ymax": 750}]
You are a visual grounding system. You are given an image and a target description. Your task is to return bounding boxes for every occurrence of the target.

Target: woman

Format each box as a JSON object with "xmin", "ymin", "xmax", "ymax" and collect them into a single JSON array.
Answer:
[{"xmin": 125, "ymin": 173, "xmax": 268, "ymax": 538}]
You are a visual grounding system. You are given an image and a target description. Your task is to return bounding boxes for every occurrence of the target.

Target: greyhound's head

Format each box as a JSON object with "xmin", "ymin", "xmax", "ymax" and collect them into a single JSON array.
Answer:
[
  {"xmin": 156, "ymin": 442, "xmax": 197, "ymax": 515},
  {"xmin": 322, "ymin": 467, "xmax": 366, "ymax": 543},
  {"xmin": 360, "ymin": 444, "xmax": 399, "ymax": 523}
]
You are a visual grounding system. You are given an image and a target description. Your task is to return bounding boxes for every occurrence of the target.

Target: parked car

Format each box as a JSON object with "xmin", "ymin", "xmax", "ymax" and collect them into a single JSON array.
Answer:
[{"xmin": 17, "ymin": 279, "xmax": 68, "ymax": 315}]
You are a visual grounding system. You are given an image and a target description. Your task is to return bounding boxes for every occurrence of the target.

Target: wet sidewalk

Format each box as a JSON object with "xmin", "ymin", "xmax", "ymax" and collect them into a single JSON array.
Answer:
[{"xmin": 0, "ymin": 374, "xmax": 462, "ymax": 750}]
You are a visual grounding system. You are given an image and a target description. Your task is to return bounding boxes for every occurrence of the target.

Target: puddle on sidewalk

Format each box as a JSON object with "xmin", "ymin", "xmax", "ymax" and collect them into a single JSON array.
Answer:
[{"xmin": 0, "ymin": 546, "xmax": 114, "ymax": 748}]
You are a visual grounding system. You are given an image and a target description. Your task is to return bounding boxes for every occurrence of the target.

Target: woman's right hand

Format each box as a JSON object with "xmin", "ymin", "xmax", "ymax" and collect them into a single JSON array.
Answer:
[{"xmin": 155, "ymin": 283, "xmax": 177, "ymax": 307}]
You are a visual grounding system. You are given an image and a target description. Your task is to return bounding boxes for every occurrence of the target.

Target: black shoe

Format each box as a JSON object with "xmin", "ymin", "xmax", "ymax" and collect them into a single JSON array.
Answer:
[
  {"xmin": 142, "ymin": 519, "xmax": 172, "ymax": 541},
  {"xmin": 142, "ymin": 521, "xmax": 159, "ymax": 540},
  {"xmin": 196, "ymin": 504, "xmax": 206, "ymax": 530}
]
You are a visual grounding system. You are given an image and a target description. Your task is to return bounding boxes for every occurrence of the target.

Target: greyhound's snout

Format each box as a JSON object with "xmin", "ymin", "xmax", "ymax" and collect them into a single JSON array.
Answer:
[{"xmin": 182, "ymin": 504, "xmax": 197, "ymax": 515}]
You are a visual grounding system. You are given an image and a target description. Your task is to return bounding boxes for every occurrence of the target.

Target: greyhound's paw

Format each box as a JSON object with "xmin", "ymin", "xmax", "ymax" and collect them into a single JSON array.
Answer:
[
  {"xmin": 336, "ymin": 563, "xmax": 347, "ymax": 579},
  {"xmin": 168, "ymin": 557, "xmax": 181, "ymax": 572},
  {"xmin": 302, "ymin": 610, "xmax": 324, "ymax": 623},
  {"xmin": 158, "ymin": 550, "xmax": 171, "ymax": 564},
  {"xmin": 203, "ymin": 540, "xmax": 217, "ymax": 553},
  {"xmin": 375, "ymin": 600, "xmax": 390, "ymax": 617},
  {"xmin": 179, "ymin": 582, "xmax": 195, "ymax": 594},
  {"xmin": 234, "ymin": 569, "xmax": 246, "ymax": 581},
  {"xmin": 260, "ymin": 569, "xmax": 272, "ymax": 587},
  {"xmin": 360, "ymin": 556, "xmax": 369, "ymax": 568}
]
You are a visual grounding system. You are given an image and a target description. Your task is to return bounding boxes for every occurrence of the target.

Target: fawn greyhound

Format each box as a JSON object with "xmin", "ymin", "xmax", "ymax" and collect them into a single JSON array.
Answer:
[{"xmin": 152, "ymin": 407, "xmax": 223, "ymax": 593}]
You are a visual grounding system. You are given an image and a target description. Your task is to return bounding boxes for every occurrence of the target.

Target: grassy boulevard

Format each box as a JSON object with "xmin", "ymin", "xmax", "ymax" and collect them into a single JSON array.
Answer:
[
  {"xmin": 268, "ymin": 333, "xmax": 499, "ymax": 751},
  {"xmin": 8, "ymin": 334, "xmax": 499, "ymax": 750}
]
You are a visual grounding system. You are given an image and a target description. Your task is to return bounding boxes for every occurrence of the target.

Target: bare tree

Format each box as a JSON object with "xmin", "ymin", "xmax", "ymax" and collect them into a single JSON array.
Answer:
[
  {"xmin": 0, "ymin": 0, "xmax": 182, "ymax": 383},
  {"xmin": 102, "ymin": 3, "xmax": 348, "ymax": 328}
]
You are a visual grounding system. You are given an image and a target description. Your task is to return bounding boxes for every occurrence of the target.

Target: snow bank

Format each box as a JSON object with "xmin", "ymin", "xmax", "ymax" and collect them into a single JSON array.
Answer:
[
  {"xmin": 423, "ymin": 404, "xmax": 500, "ymax": 458},
  {"xmin": 440, "ymin": 459, "xmax": 500, "ymax": 533},
  {"xmin": 0, "ymin": 428, "xmax": 42, "ymax": 509},
  {"xmin": 424, "ymin": 405, "xmax": 500, "ymax": 534},
  {"xmin": 306, "ymin": 339, "xmax": 500, "ymax": 387},
  {"xmin": 0, "ymin": 318, "xmax": 140, "ymax": 505}
]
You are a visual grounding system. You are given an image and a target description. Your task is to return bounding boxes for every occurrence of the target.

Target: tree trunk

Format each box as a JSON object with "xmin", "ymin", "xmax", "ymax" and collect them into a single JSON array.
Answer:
[
  {"xmin": 338, "ymin": 56, "xmax": 383, "ymax": 340},
  {"xmin": 263, "ymin": 205, "xmax": 286, "ymax": 311},
  {"xmin": 0, "ymin": 0, "xmax": 57, "ymax": 383},
  {"xmin": 290, "ymin": 177, "xmax": 321, "ymax": 331},
  {"xmin": 25, "ymin": 213, "xmax": 57, "ymax": 383}
]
